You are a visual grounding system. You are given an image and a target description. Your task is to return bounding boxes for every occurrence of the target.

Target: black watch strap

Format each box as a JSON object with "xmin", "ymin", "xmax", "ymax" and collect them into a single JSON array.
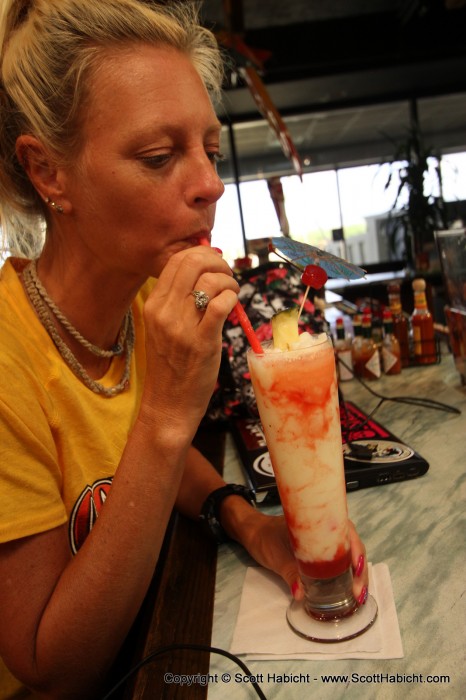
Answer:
[{"xmin": 199, "ymin": 484, "xmax": 256, "ymax": 544}]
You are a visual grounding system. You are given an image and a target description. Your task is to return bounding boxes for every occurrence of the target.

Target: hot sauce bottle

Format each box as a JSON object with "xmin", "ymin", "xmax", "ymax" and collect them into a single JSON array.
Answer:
[
  {"xmin": 353, "ymin": 315, "xmax": 381, "ymax": 380},
  {"xmin": 388, "ymin": 283, "xmax": 410, "ymax": 367},
  {"xmin": 382, "ymin": 310, "xmax": 401, "ymax": 375},
  {"xmin": 411, "ymin": 278, "xmax": 436, "ymax": 365},
  {"xmin": 351, "ymin": 315, "xmax": 363, "ymax": 377},
  {"xmin": 334, "ymin": 317, "xmax": 353, "ymax": 382}
]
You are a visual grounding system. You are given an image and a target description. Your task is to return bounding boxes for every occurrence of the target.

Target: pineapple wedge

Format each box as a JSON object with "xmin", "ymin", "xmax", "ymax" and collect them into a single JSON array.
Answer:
[{"xmin": 272, "ymin": 307, "xmax": 300, "ymax": 351}]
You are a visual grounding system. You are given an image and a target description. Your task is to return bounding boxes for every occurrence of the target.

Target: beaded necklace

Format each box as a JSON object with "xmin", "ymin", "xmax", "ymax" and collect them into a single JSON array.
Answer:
[{"xmin": 22, "ymin": 260, "xmax": 134, "ymax": 397}]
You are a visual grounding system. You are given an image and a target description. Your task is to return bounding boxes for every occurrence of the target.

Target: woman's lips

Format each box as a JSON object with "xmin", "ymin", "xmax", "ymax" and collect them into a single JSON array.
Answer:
[{"xmin": 188, "ymin": 234, "xmax": 211, "ymax": 247}]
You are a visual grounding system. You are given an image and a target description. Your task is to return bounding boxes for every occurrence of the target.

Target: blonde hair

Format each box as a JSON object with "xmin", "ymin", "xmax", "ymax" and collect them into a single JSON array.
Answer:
[{"xmin": 0, "ymin": 0, "xmax": 224, "ymax": 257}]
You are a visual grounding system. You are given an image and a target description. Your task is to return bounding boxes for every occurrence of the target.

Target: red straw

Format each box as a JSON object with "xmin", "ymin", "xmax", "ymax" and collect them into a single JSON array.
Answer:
[
  {"xmin": 232, "ymin": 300, "xmax": 264, "ymax": 354},
  {"xmin": 199, "ymin": 238, "xmax": 263, "ymax": 354}
]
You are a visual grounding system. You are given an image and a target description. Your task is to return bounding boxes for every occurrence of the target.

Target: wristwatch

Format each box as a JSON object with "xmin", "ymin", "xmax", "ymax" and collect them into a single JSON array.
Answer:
[{"xmin": 199, "ymin": 484, "xmax": 256, "ymax": 544}]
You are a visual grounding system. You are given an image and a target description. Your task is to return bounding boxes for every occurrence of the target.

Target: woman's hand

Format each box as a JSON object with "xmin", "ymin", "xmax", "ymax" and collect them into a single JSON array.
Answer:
[
  {"xmin": 139, "ymin": 245, "xmax": 239, "ymax": 437},
  {"xmin": 224, "ymin": 504, "xmax": 369, "ymax": 605}
]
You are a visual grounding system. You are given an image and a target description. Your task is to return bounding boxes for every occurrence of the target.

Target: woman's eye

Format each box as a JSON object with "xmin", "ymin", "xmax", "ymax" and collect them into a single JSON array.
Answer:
[
  {"xmin": 140, "ymin": 154, "xmax": 171, "ymax": 168},
  {"xmin": 139, "ymin": 151, "xmax": 225, "ymax": 169},
  {"xmin": 207, "ymin": 151, "xmax": 225, "ymax": 168}
]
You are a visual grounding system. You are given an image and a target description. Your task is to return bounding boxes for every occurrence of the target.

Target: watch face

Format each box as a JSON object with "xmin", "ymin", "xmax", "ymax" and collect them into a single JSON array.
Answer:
[
  {"xmin": 200, "ymin": 485, "xmax": 255, "ymax": 543},
  {"xmin": 208, "ymin": 515, "xmax": 223, "ymax": 535}
]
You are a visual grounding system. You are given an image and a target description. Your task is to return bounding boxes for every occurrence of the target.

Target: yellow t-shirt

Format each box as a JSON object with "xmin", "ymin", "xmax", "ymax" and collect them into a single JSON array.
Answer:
[{"xmin": 0, "ymin": 258, "xmax": 152, "ymax": 698}]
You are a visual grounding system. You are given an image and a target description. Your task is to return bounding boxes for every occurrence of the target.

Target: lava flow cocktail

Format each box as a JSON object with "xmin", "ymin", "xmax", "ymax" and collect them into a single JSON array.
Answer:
[{"xmin": 247, "ymin": 331, "xmax": 377, "ymax": 641}]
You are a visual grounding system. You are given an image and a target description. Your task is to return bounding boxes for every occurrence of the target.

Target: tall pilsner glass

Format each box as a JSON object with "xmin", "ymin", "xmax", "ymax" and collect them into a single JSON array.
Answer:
[{"xmin": 247, "ymin": 334, "xmax": 377, "ymax": 642}]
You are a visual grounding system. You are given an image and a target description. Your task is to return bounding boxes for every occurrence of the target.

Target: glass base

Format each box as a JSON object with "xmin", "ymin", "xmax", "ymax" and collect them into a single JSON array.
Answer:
[{"xmin": 286, "ymin": 594, "xmax": 378, "ymax": 643}]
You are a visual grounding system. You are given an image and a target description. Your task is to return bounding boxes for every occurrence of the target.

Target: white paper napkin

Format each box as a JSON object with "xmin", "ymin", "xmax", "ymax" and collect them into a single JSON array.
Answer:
[{"xmin": 230, "ymin": 562, "xmax": 403, "ymax": 660}]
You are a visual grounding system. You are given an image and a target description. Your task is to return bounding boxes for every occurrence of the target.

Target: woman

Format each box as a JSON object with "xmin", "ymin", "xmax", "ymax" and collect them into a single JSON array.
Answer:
[{"xmin": 0, "ymin": 2, "xmax": 369, "ymax": 698}]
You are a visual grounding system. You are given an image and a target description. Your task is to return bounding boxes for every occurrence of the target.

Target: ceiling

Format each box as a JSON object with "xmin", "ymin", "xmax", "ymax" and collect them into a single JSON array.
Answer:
[{"xmin": 199, "ymin": 0, "xmax": 466, "ymax": 178}]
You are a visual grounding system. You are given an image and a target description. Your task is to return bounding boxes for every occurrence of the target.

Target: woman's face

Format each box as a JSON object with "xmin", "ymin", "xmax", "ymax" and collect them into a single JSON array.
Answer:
[{"xmin": 63, "ymin": 44, "xmax": 225, "ymax": 279}]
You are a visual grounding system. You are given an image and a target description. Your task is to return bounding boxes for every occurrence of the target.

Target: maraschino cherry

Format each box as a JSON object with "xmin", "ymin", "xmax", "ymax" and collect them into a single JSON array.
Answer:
[{"xmin": 301, "ymin": 264, "xmax": 328, "ymax": 289}]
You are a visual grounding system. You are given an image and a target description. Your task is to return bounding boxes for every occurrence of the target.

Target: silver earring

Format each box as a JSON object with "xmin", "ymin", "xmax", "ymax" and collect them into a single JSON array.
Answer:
[{"xmin": 45, "ymin": 197, "xmax": 64, "ymax": 214}]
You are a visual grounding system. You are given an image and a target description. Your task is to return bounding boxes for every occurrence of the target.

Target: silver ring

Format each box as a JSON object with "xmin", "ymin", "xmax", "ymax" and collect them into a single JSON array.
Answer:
[{"xmin": 191, "ymin": 290, "xmax": 210, "ymax": 310}]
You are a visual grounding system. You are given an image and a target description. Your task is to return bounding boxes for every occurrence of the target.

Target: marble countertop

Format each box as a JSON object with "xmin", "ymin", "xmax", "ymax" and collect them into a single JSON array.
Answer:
[{"xmin": 208, "ymin": 353, "xmax": 466, "ymax": 700}]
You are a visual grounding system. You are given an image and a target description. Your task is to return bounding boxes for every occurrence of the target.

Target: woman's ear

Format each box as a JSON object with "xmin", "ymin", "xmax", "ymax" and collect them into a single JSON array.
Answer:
[{"xmin": 15, "ymin": 134, "xmax": 69, "ymax": 210}]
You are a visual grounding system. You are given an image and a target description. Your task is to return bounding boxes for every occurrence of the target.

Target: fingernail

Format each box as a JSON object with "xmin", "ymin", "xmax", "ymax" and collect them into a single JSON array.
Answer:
[
  {"xmin": 354, "ymin": 554, "xmax": 364, "ymax": 578},
  {"xmin": 291, "ymin": 580, "xmax": 299, "ymax": 598},
  {"xmin": 213, "ymin": 247, "xmax": 223, "ymax": 255},
  {"xmin": 357, "ymin": 586, "xmax": 368, "ymax": 606}
]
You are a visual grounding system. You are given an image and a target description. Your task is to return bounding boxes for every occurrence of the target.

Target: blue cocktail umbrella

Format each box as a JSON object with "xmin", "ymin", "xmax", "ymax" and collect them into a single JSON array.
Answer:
[{"xmin": 271, "ymin": 237, "xmax": 366, "ymax": 280}]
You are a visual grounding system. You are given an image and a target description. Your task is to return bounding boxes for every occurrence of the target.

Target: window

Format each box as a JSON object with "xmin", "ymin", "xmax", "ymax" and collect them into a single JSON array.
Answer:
[
  {"xmin": 336, "ymin": 163, "xmax": 404, "ymax": 265},
  {"xmin": 213, "ymin": 95, "xmax": 466, "ymax": 267},
  {"xmin": 441, "ymin": 152, "xmax": 466, "ymax": 202}
]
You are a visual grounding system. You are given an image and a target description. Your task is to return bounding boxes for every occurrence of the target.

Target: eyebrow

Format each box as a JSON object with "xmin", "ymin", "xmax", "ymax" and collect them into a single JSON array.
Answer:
[{"xmin": 127, "ymin": 120, "xmax": 222, "ymax": 151}]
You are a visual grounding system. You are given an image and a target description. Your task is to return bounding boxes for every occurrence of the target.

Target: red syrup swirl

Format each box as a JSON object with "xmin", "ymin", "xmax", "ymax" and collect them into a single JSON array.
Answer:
[{"xmin": 297, "ymin": 545, "xmax": 352, "ymax": 579}]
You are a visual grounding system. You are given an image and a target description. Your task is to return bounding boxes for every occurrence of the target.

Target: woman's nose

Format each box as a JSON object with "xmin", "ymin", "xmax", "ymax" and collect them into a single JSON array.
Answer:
[{"xmin": 187, "ymin": 154, "xmax": 225, "ymax": 206}]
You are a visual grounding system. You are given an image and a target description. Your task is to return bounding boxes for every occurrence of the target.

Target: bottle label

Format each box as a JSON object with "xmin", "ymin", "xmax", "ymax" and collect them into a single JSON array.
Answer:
[
  {"xmin": 365, "ymin": 350, "xmax": 381, "ymax": 378},
  {"xmin": 413, "ymin": 326, "xmax": 422, "ymax": 355},
  {"xmin": 414, "ymin": 292, "xmax": 427, "ymax": 310},
  {"xmin": 382, "ymin": 347, "xmax": 398, "ymax": 373},
  {"xmin": 337, "ymin": 350, "xmax": 353, "ymax": 381}
]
